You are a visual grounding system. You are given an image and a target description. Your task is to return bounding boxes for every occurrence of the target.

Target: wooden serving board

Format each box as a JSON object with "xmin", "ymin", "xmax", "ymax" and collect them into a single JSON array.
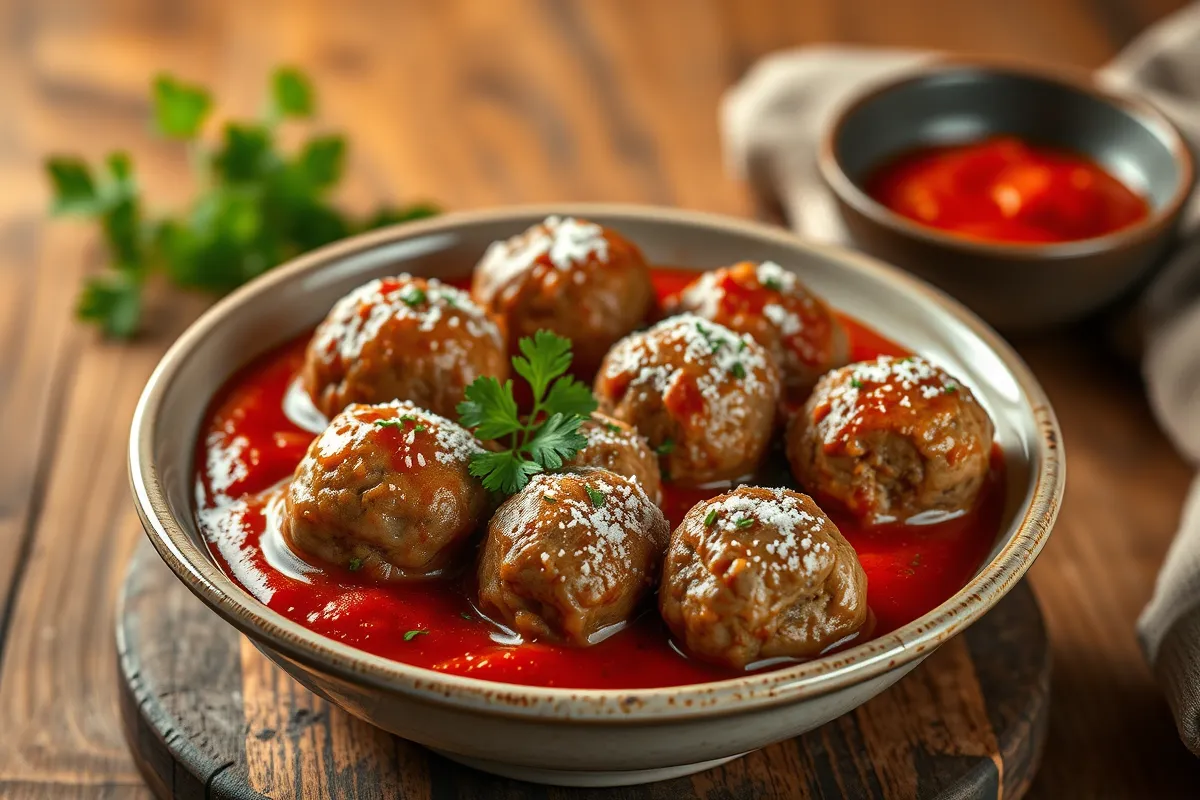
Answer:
[{"xmin": 117, "ymin": 537, "xmax": 1049, "ymax": 799}]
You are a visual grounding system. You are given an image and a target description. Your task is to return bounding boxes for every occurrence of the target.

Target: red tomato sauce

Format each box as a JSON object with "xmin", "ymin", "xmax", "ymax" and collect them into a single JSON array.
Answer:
[
  {"xmin": 865, "ymin": 136, "xmax": 1149, "ymax": 243},
  {"xmin": 194, "ymin": 269, "xmax": 1003, "ymax": 689}
]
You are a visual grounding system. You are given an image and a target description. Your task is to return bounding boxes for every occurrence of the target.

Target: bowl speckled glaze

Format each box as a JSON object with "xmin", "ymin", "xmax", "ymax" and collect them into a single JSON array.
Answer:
[
  {"xmin": 129, "ymin": 204, "xmax": 1063, "ymax": 787},
  {"xmin": 820, "ymin": 59, "xmax": 1194, "ymax": 332}
]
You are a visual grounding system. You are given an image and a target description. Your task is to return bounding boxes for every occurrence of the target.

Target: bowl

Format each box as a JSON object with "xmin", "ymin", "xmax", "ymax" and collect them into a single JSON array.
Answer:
[
  {"xmin": 129, "ymin": 204, "xmax": 1063, "ymax": 787},
  {"xmin": 819, "ymin": 59, "xmax": 1194, "ymax": 332}
]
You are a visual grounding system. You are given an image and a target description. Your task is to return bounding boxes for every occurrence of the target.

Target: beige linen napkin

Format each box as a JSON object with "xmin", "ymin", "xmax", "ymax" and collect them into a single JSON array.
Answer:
[{"xmin": 721, "ymin": 4, "xmax": 1200, "ymax": 754}]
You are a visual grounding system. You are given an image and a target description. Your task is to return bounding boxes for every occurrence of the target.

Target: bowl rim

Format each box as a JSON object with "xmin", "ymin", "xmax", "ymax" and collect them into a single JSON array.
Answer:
[
  {"xmin": 817, "ymin": 56, "xmax": 1195, "ymax": 260},
  {"xmin": 130, "ymin": 202, "xmax": 1064, "ymax": 723}
]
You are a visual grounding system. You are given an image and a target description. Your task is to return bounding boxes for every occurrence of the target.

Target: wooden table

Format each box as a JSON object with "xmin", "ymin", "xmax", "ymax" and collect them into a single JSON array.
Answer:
[{"xmin": 3, "ymin": 1, "xmax": 1199, "ymax": 797}]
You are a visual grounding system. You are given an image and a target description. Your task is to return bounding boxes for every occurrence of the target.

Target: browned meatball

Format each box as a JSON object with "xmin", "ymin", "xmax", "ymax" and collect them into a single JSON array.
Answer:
[
  {"xmin": 594, "ymin": 314, "xmax": 780, "ymax": 486},
  {"xmin": 477, "ymin": 469, "xmax": 669, "ymax": 645},
  {"xmin": 659, "ymin": 487, "xmax": 868, "ymax": 670},
  {"xmin": 667, "ymin": 261, "xmax": 849, "ymax": 408},
  {"xmin": 471, "ymin": 216, "xmax": 654, "ymax": 374},
  {"xmin": 284, "ymin": 401, "xmax": 488, "ymax": 580},
  {"xmin": 563, "ymin": 413, "xmax": 662, "ymax": 504},
  {"xmin": 302, "ymin": 275, "xmax": 508, "ymax": 420},
  {"xmin": 787, "ymin": 356, "xmax": 995, "ymax": 525}
]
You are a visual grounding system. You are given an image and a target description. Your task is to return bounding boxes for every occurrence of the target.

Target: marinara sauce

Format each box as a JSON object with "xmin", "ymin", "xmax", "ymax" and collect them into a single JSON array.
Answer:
[
  {"xmin": 194, "ymin": 269, "xmax": 1004, "ymax": 689},
  {"xmin": 865, "ymin": 136, "xmax": 1149, "ymax": 244}
]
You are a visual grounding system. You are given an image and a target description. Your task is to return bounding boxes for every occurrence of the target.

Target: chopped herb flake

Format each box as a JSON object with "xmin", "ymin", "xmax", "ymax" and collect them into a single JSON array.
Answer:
[
  {"xmin": 944, "ymin": 383, "xmax": 958, "ymax": 394},
  {"xmin": 735, "ymin": 517, "xmax": 755, "ymax": 529},
  {"xmin": 704, "ymin": 509, "xmax": 718, "ymax": 527},
  {"xmin": 543, "ymin": 494, "xmax": 557, "ymax": 504},
  {"xmin": 400, "ymin": 414, "xmax": 418, "ymax": 422},
  {"xmin": 374, "ymin": 419, "xmax": 402, "ymax": 429},
  {"xmin": 605, "ymin": 422, "xmax": 622, "ymax": 433},
  {"xmin": 850, "ymin": 378, "xmax": 863, "ymax": 389},
  {"xmin": 348, "ymin": 557, "xmax": 363, "ymax": 571},
  {"xmin": 459, "ymin": 611, "xmax": 473, "ymax": 621},
  {"xmin": 585, "ymin": 486, "xmax": 606, "ymax": 508},
  {"xmin": 656, "ymin": 438, "xmax": 676, "ymax": 456},
  {"xmin": 413, "ymin": 424, "xmax": 427, "ymax": 433},
  {"xmin": 730, "ymin": 362, "xmax": 746, "ymax": 379},
  {"xmin": 403, "ymin": 630, "xmax": 428, "ymax": 641},
  {"xmin": 401, "ymin": 287, "xmax": 427, "ymax": 306},
  {"xmin": 763, "ymin": 276, "xmax": 783, "ymax": 292}
]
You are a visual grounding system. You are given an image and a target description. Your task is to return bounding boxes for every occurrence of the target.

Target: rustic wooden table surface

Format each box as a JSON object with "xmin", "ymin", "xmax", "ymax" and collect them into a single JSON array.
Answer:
[{"xmin": 3, "ymin": 0, "xmax": 1200, "ymax": 797}]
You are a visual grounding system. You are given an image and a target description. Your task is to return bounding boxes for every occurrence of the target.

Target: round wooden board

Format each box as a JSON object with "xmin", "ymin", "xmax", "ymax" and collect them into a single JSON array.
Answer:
[{"xmin": 117, "ymin": 537, "xmax": 1049, "ymax": 799}]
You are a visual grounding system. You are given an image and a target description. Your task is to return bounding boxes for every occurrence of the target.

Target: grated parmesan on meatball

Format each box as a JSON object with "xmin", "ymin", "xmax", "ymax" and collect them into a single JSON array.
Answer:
[
  {"xmin": 659, "ymin": 486, "xmax": 869, "ymax": 669},
  {"xmin": 302, "ymin": 274, "xmax": 508, "ymax": 420},
  {"xmin": 787, "ymin": 356, "xmax": 995, "ymax": 525},
  {"xmin": 563, "ymin": 412, "xmax": 663, "ymax": 504},
  {"xmin": 283, "ymin": 401, "xmax": 488, "ymax": 581},
  {"xmin": 477, "ymin": 468, "xmax": 669, "ymax": 646},
  {"xmin": 668, "ymin": 261, "xmax": 849, "ymax": 407},
  {"xmin": 594, "ymin": 313, "xmax": 780, "ymax": 486},
  {"xmin": 470, "ymin": 216, "xmax": 655, "ymax": 374}
]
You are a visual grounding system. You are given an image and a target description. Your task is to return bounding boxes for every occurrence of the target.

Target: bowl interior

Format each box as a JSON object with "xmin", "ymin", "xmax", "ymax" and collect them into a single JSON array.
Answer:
[
  {"xmin": 831, "ymin": 66, "xmax": 1186, "ymax": 211},
  {"xmin": 134, "ymin": 205, "xmax": 1059, "ymax": 712}
]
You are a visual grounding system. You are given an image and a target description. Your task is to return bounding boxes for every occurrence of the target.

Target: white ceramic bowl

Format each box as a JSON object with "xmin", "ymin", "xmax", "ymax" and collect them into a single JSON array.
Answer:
[{"xmin": 129, "ymin": 204, "xmax": 1063, "ymax": 787}]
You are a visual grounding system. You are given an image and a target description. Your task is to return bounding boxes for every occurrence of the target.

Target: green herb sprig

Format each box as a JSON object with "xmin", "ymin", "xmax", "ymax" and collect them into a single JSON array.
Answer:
[
  {"xmin": 46, "ymin": 68, "xmax": 438, "ymax": 338},
  {"xmin": 457, "ymin": 330, "xmax": 598, "ymax": 494}
]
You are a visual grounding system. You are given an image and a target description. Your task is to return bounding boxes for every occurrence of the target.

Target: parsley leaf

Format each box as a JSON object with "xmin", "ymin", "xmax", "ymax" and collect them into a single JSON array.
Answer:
[
  {"xmin": 272, "ymin": 67, "xmax": 315, "ymax": 118},
  {"xmin": 735, "ymin": 517, "xmax": 755, "ymax": 529},
  {"xmin": 459, "ymin": 331, "xmax": 595, "ymax": 495},
  {"xmin": 403, "ymin": 630, "xmax": 428, "ymax": 642},
  {"xmin": 512, "ymin": 330, "xmax": 573, "ymax": 399},
  {"xmin": 542, "ymin": 376, "xmax": 598, "ymax": 419},
  {"xmin": 457, "ymin": 377, "xmax": 521, "ymax": 440},
  {"xmin": 468, "ymin": 451, "xmax": 543, "ymax": 494},
  {"xmin": 656, "ymin": 438, "xmax": 676, "ymax": 456},
  {"xmin": 704, "ymin": 509, "xmax": 719, "ymax": 527},
  {"xmin": 46, "ymin": 158, "xmax": 99, "ymax": 215},
  {"xmin": 526, "ymin": 413, "xmax": 587, "ymax": 471},
  {"xmin": 730, "ymin": 362, "xmax": 746, "ymax": 379},
  {"xmin": 152, "ymin": 75, "xmax": 212, "ymax": 139},
  {"xmin": 374, "ymin": 419, "xmax": 402, "ymax": 429},
  {"xmin": 76, "ymin": 273, "xmax": 142, "ymax": 338},
  {"xmin": 348, "ymin": 557, "xmax": 363, "ymax": 571}
]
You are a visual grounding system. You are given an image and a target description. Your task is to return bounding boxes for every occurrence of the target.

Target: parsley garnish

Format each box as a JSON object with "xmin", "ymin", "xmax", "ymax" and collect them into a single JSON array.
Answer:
[
  {"xmin": 401, "ymin": 286, "xmax": 427, "ymax": 307},
  {"xmin": 543, "ymin": 494, "xmax": 558, "ymax": 504},
  {"xmin": 400, "ymin": 414, "xmax": 418, "ymax": 422},
  {"xmin": 374, "ymin": 419, "xmax": 402, "ymax": 429},
  {"xmin": 850, "ymin": 378, "xmax": 863, "ymax": 389},
  {"xmin": 730, "ymin": 362, "xmax": 746, "ymax": 379},
  {"xmin": 441, "ymin": 292, "xmax": 459, "ymax": 308},
  {"xmin": 763, "ymin": 276, "xmax": 783, "ymax": 292},
  {"xmin": 738, "ymin": 339, "xmax": 748, "ymax": 352},
  {"xmin": 459, "ymin": 611, "xmax": 474, "ymax": 621},
  {"xmin": 735, "ymin": 517, "xmax": 755, "ymax": 529},
  {"xmin": 586, "ymin": 486, "xmax": 607, "ymax": 508},
  {"xmin": 944, "ymin": 383, "xmax": 958, "ymax": 394},
  {"xmin": 46, "ymin": 67, "xmax": 438, "ymax": 338},
  {"xmin": 348, "ymin": 557, "xmax": 363, "ymax": 571},
  {"xmin": 605, "ymin": 422, "xmax": 622, "ymax": 433},
  {"xmin": 403, "ymin": 630, "xmax": 428, "ymax": 641},
  {"xmin": 413, "ymin": 424, "xmax": 427, "ymax": 433},
  {"xmin": 704, "ymin": 509, "xmax": 719, "ymax": 527},
  {"xmin": 457, "ymin": 330, "xmax": 598, "ymax": 494},
  {"xmin": 656, "ymin": 438, "xmax": 676, "ymax": 456}
]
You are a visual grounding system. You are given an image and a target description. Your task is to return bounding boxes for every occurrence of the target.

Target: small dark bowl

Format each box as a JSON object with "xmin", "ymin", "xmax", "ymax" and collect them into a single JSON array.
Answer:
[{"xmin": 819, "ymin": 59, "xmax": 1194, "ymax": 332}]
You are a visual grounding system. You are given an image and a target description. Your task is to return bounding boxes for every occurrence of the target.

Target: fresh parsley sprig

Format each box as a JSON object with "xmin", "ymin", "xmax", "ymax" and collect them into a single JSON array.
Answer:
[
  {"xmin": 46, "ymin": 67, "xmax": 438, "ymax": 338},
  {"xmin": 457, "ymin": 330, "xmax": 598, "ymax": 494}
]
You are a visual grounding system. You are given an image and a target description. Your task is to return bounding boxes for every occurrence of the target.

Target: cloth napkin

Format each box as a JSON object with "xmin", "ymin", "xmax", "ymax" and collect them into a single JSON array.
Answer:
[{"xmin": 720, "ymin": 4, "xmax": 1200, "ymax": 754}]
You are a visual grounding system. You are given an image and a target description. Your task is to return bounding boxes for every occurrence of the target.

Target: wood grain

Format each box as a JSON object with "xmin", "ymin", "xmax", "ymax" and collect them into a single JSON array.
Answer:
[
  {"xmin": 118, "ymin": 537, "xmax": 1049, "ymax": 799},
  {"xmin": 1, "ymin": 0, "xmax": 1197, "ymax": 797}
]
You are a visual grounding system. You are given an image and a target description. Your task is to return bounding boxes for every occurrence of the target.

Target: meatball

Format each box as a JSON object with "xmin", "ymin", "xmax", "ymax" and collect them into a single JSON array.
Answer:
[
  {"xmin": 659, "ymin": 487, "xmax": 869, "ymax": 670},
  {"xmin": 302, "ymin": 275, "xmax": 507, "ymax": 420},
  {"xmin": 283, "ymin": 401, "xmax": 488, "ymax": 580},
  {"xmin": 471, "ymin": 216, "xmax": 654, "ymax": 374},
  {"xmin": 563, "ymin": 413, "xmax": 663, "ymax": 504},
  {"xmin": 667, "ymin": 261, "xmax": 849, "ymax": 407},
  {"xmin": 787, "ymin": 356, "xmax": 995, "ymax": 525},
  {"xmin": 477, "ymin": 469, "xmax": 669, "ymax": 645},
  {"xmin": 594, "ymin": 314, "xmax": 780, "ymax": 486}
]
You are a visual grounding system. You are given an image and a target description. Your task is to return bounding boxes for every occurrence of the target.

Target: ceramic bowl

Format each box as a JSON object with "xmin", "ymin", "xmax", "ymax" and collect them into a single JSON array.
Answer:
[
  {"xmin": 129, "ymin": 204, "xmax": 1063, "ymax": 787},
  {"xmin": 820, "ymin": 59, "xmax": 1194, "ymax": 332}
]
